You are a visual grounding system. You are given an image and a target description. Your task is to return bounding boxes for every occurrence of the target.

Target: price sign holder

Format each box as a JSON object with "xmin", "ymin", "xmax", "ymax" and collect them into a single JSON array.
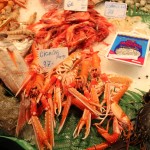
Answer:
[
  {"xmin": 64, "ymin": 0, "xmax": 88, "ymax": 11},
  {"xmin": 37, "ymin": 47, "xmax": 68, "ymax": 70},
  {"xmin": 104, "ymin": 2, "xmax": 127, "ymax": 18}
]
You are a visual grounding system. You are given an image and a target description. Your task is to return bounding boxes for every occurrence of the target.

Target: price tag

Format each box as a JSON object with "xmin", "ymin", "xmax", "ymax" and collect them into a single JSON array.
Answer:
[
  {"xmin": 64, "ymin": 0, "xmax": 88, "ymax": 11},
  {"xmin": 38, "ymin": 47, "xmax": 68, "ymax": 69},
  {"xmin": 104, "ymin": 2, "xmax": 127, "ymax": 18}
]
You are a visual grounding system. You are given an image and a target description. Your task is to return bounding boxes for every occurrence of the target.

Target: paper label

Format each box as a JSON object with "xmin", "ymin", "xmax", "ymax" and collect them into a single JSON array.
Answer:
[
  {"xmin": 104, "ymin": 2, "xmax": 127, "ymax": 18},
  {"xmin": 64, "ymin": 0, "xmax": 88, "ymax": 11},
  {"xmin": 38, "ymin": 47, "xmax": 68, "ymax": 69}
]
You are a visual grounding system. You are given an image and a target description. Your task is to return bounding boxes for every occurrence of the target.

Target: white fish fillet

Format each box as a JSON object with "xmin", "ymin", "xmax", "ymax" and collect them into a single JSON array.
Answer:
[{"xmin": 0, "ymin": 42, "xmax": 29, "ymax": 94}]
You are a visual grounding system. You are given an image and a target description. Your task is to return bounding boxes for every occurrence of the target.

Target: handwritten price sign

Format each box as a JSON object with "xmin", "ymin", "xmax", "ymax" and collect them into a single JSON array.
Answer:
[
  {"xmin": 38, "ymin": 47, "xmax": 68, "ymax": 69},
  {"xmin": 104, "ymin": 2, "xmax": 127, "ymax": 18},
  {"xmin": 64, "ymin": 0, "xmax": 88, "ymax": 11}
]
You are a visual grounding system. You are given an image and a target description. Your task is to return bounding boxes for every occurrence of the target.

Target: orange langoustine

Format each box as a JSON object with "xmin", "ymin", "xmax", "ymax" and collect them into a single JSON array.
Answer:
[
  {"xmin": 15, "ymin": 45, "xmax": 133, "ymax": 150},
  {"xmin": 87, "ymin": 76, "xmax": 133, "ymax": 150}
]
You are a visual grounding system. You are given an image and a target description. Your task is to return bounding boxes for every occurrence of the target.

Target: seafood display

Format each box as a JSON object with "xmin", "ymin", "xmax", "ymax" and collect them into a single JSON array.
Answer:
[
  {"xmin": 108, "ymin": 16, "xmax": 142, "ymax": 32},
  {"xmin": 0, "ymin": 0, "xmax": 150, "ymax": 150},
  {"xmin": 110, "ymin": 0, "xmax": 150, "ymax": 12},
  {"xmin": 0, "ymin": 0, "xmax": 27, "ymax": 31},
  {"xmin": 27, "ymin": 7, "xmax": 112, "ymax": 54},
  {"xmin": 12, "ymin": 45, "xmax": 134, "ymax": 150},
  {"xmin": 0, "ymin": 0, "xmax": 35, "ymax": 94}
]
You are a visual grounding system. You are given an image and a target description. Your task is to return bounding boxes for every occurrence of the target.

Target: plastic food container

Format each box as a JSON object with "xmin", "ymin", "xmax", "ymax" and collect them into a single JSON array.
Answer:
[{"xmin": 106, "ymin": 32, "xmax": 150, "ymax": 67}]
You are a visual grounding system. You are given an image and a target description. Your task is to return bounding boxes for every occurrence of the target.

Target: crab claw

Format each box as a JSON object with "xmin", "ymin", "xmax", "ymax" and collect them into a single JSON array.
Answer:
[
  {"xmin": 44, "ymin": 94, "xmax": 55, "ymax": 147},
  {"xmin": 73, "ymin": 86, "xmax": 96, "ymax": 139},
  {"xmin": 73, "ymin": 109, "xmax": 91, "ymax": 139},
  {"xmin": 58, "ymin": 94, "xmax": 72, "ymax": 134},
  {"xmin": 68, "ymin": 87, "xmax": 101, "ymax": 117},
  {"xmin": 95, "ymin": 117, "xmax": 121, "ymax": 144},
  {"xmin": 86, "ymin": 117, "xmax": 121, "ymax": 150},
  {"xmin": 86, "ymin": 142, "xmax": 109, "ymax": 150},
  {"xmin": 29, "ymin": 98, "xmax": 52, "ymax": 150},
  {"xmin": 53, "ymin": 79, "xmax": 62, "ymax": 116},
  {"xmin": 111, "ymin": 102, "xmax": 133, "ymax": 139},
  {"xmin": 31, "ymin": 116, "xmax": 52, "ymax": 150}
]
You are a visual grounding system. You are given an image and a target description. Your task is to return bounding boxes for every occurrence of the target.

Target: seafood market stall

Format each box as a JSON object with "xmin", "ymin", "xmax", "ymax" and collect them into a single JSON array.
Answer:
[{"xmin": 0, "ymin": 0, "xmax": 150, "ymax": 150}]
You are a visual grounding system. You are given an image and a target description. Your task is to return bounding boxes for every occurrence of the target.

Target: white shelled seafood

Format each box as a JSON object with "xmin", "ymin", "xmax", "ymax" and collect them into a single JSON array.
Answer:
[{"xmin": 107, "ymin": 0, "xmax": 150, "ymax": 12}]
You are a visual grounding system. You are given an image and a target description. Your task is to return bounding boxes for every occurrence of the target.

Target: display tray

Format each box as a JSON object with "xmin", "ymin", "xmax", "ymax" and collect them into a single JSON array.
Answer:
[{"xmin": 0, "ymin": 0, "xmax": 150, "ymax": 150}]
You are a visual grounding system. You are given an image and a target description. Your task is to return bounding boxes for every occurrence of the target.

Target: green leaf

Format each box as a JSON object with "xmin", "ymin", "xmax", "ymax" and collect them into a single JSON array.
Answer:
[
  {"xmin": 126, "ymin": 90, "xmax": 143, "ymax": 103},
  {"xmin": 135, "ymin": 88, "xmax": 146, "ymax": 95},
  {"xmin": 0, "ymin": 136, "xmax": 36, "ymax": 150}
]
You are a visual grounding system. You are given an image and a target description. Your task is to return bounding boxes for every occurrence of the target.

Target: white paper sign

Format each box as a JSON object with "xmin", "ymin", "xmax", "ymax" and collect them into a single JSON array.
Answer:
[
  {"xmin": 38, "ymin": 47, "xmax": 68, "ymax": 69},
  {"xmin": 104, "ymin": 2, "xmax": 127, "ymax": 18},
  {"xmin": 64, "ymin": 0, "xmax": 88, "ymax": 11}
]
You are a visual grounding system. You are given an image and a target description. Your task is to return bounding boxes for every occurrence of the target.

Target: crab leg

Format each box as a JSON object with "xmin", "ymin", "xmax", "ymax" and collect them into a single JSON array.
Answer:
[
  {"xmin": 87, "ymin": 117, "xmax": 121, "ymax": 150},
  {"xmin": 14, "ymin": 0, "xmax": 27, "ymax": 8},
  {"xmin": 30, "ymin": 98, "xmax": 52, "ymax": 150},
  {"xmin": 68, "ymin": 87, "xmax": 101, "ymax": 116},
  {"xmin": 99, "ymin": 83, "xmax": 111, "ymax": 124},
  {"xmin": 38, "ymin": 95, "xmax": 55, "ymax": 148},
  {"xmin": 37, "ymin": 75, "xmax": 57, "ymax": 102},
  {"xmin": 111, "ymin": 102, "xmax": 133, "ymax": 139},
  {"xmin": 16, "ymin": 54, "xmax": 42, "ymax": 97},
  {"xmin": 57, "ymin": 94, "xmax": 72, "ymax": 133},
  {"xmin": 90, "ymin": 79, "xmax": 103, "ymax": 111},
  {"xmin": 31, "ymin": 116, "xmax": 52, "ymax": 150},
  {"xmin": 73, "ymin": 109, "xmax": 91, "ymax": 139},
  {"xmin": 73, "ymin": 85, "xmax": 99, "ymax": 139},
  {"xmin": 96, "ymin": 117, "xmax": 121, "ymax": 143},
  {"xmin": 53, "ymin": 78, "xmax": 62, "ymax": 116},
  {"xmin": 90, "ymin": 51, "xmax": 101, "ymax": 78},
  {"xmin": 86, "ymin": 142, "xmax": 109, "ymax": 150}
]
